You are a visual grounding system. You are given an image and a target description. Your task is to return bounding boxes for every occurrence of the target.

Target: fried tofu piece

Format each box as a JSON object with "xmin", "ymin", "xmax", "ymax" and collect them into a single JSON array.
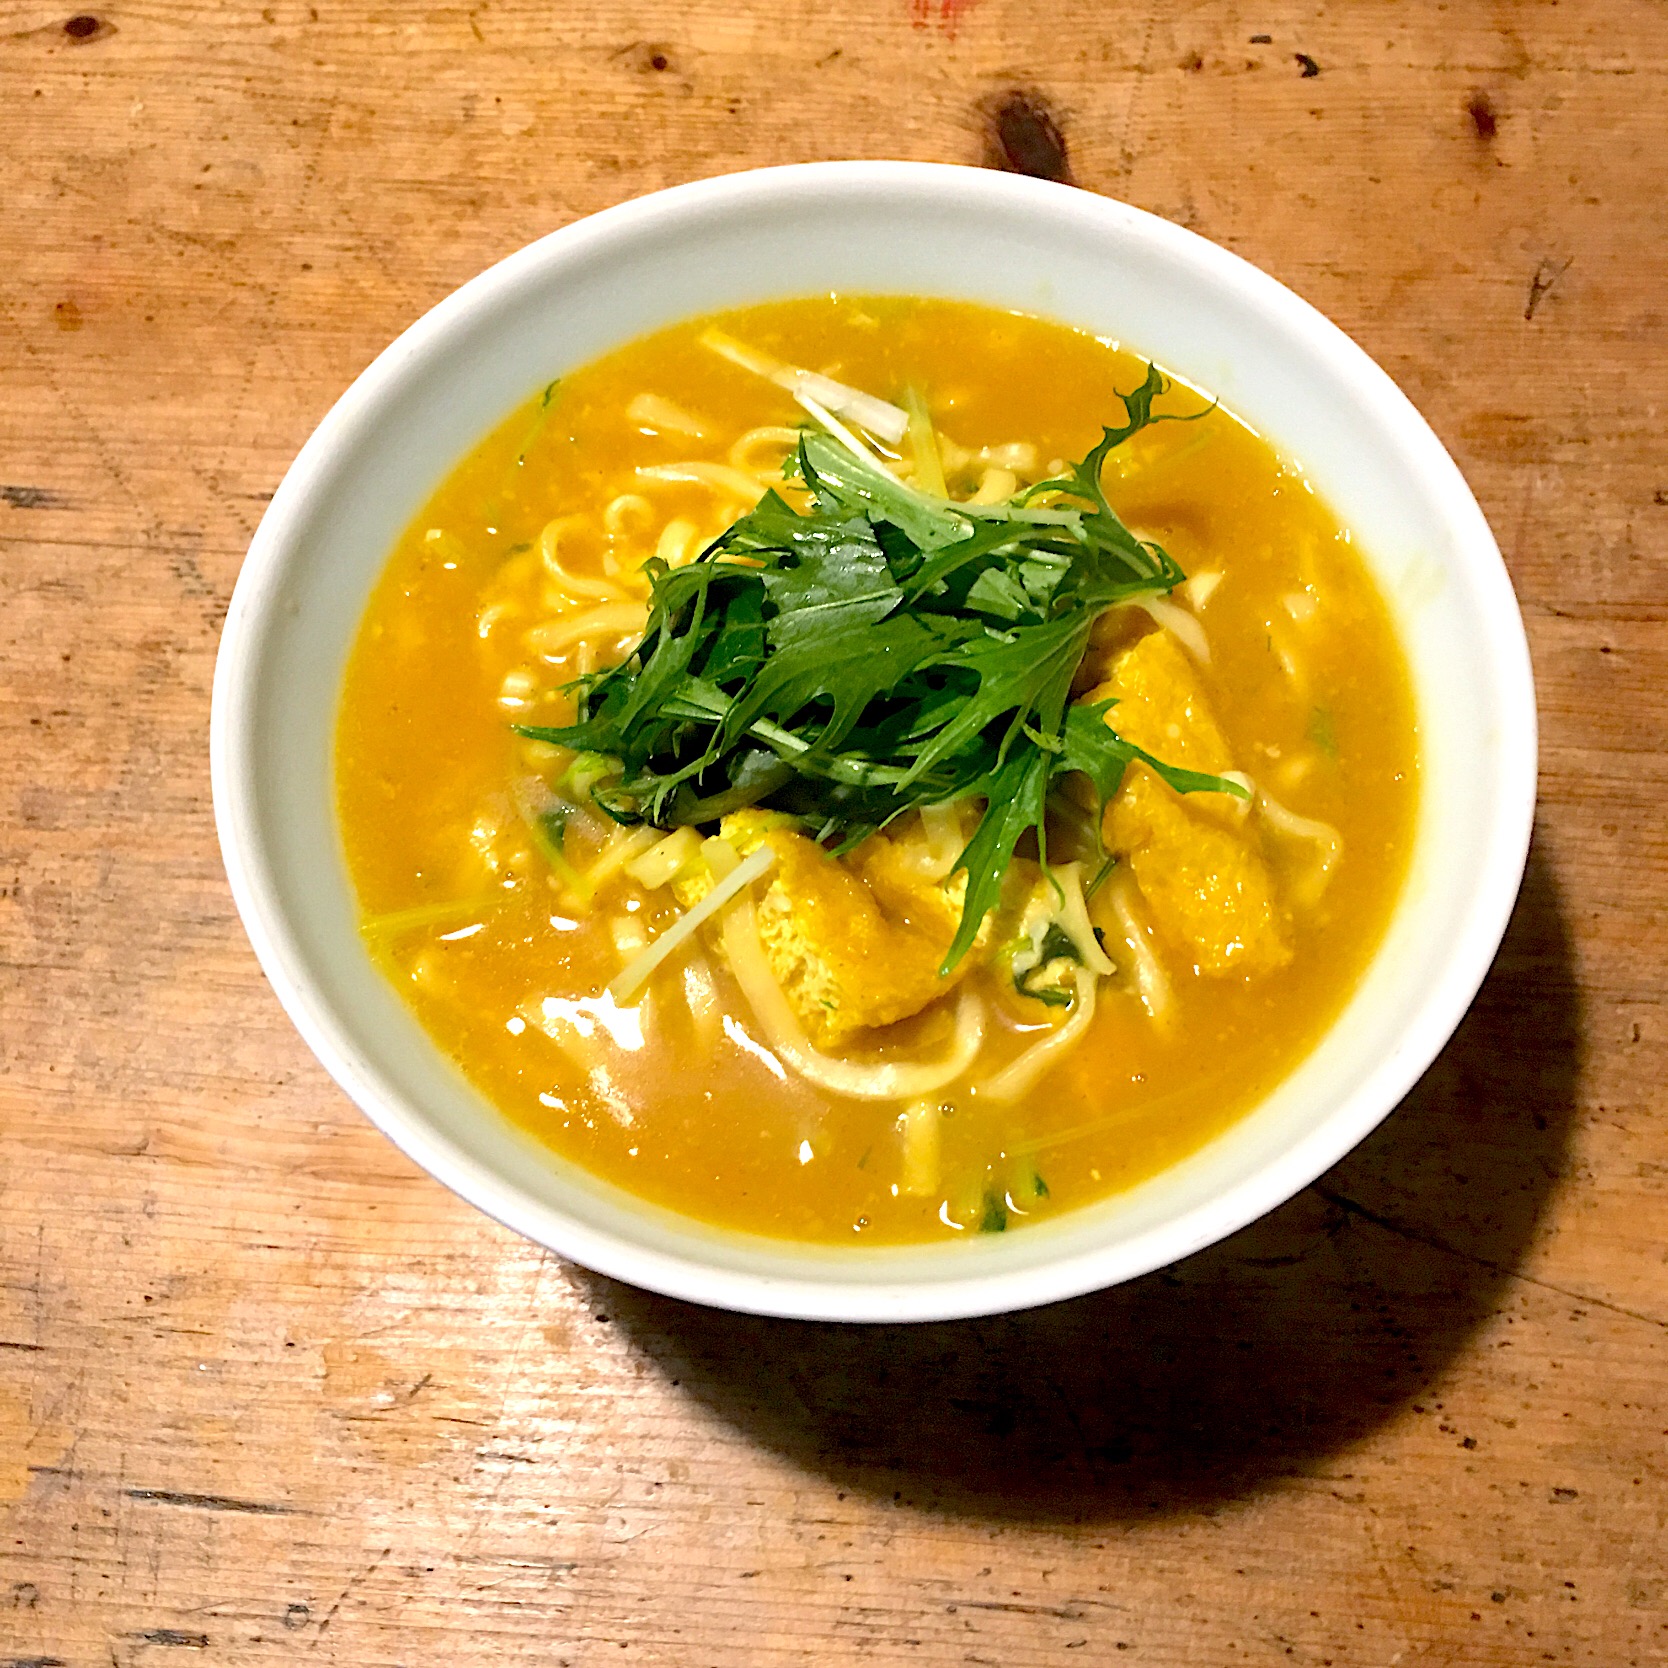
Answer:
[
  {"xmin": 1090, "ymin": 626, "xmax": 1235, "ymax": 780},
  {"xmin": 679, "ymin": 809, "xmax": 984, "ymax": 1047},
  {"xmin": 1086, "ymin": 630, "xmax": 1291, "ymax": 977}
]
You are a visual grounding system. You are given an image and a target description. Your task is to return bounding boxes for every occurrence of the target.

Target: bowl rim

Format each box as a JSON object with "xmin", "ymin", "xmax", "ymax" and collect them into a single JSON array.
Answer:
[{"xmin": 211, "ymin": 159, "xmax": 1537, "ymax": 1322}]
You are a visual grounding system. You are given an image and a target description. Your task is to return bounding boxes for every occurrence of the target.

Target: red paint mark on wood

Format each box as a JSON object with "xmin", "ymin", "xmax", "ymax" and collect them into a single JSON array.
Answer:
[{"xmin": 910, "ymin": 0, "xmax": 979, "ymax": 39}]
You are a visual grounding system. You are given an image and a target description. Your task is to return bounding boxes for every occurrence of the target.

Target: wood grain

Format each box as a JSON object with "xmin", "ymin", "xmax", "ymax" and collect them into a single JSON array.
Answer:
[{"xmin": 3, "ymin": 1, "xmax": 1666, "ymax": 1662}]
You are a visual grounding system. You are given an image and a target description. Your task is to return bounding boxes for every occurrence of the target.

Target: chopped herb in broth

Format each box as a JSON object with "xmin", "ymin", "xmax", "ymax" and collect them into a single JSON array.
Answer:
[{"xmin": 335, "ymin": 295, "xmax": 1418, "ymax": 1245}]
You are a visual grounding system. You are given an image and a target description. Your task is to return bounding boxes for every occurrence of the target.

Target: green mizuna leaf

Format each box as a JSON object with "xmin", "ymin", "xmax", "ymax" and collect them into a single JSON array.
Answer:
[{"xmin": 516, "ymin": 365, "xmax": 1240, "ymax": 972}]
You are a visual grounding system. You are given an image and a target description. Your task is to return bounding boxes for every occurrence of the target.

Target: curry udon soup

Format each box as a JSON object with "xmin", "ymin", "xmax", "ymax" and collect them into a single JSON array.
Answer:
[{"xmin": 337, "ymin": 296, "xmax": 1417, "ymax": 1245}]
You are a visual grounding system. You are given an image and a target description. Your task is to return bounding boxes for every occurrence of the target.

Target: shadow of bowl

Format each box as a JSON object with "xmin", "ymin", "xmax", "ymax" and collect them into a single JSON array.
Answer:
[{"xmin": 581, "ymin": 841, "xmax": 1577, "ymax": 1524}]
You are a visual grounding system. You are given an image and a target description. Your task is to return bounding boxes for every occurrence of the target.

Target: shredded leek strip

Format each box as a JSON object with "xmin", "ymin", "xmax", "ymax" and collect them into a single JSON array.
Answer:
[
  {"xmin": 610, "ymin": 914, "xmax": 650, "ymax": 959},
  {"xmin": 702, "ymin": 834, "xmax": 740, "ymax": 882},
  {"xmin": 1282, "ymin": 588, "xmax": 1320, "ymax": 626},
  {"xmin": 979, "ymin": 441, "xmax": 1039, "ymax": 475},
  {"xmin": 608, "ymin": 844, "xmax": 776, "ymax": 1005},
  {"xmin": 626, "ymin": 391, "xmax": 709, "ymax": 439},
  {"xmin": 624, "ymin": 826, "xmax": 703, "ymax": 890},
  {"xmin": 700, "ymin": 328, "xmax": 910, "ymax": 443},
  {"xmin": 796, "ymin": 393, "xmax": 1085, "ymax": 526},
  {"xmin": 793, "ymin": 390, "xmax": 906, "ymax": 482},
  {"xmin": 423, "ymin": 527, "xmax": 469, "ymax": 564},
  {"xmin": 901, "ymin": 388, "xmax": 948, "ymax": 498},
  {"xmin": 680, "ymin": 953, "xmax": 723, "ymax": 1053},
  {"xmin": 583, "ymin": 825, "xmax": 661, "ymax": 894},
  {"xmin": 1133, "ymin": 594, "xmax": 1211, "ymax": 662},
  {"xmin": 1265, "ymin": 619, "xmax": 1310, "ymax": 695},
  {"xmin": 969, "ymin": 466, "xmax": 1019, "ymax": 505},
  {"xmin": 1114, "ymin": 424, "xmax": 1217, "ymax": 485},
  {"xmin": 360, "ymin": 894, "xmax": 500, "ymax": 940},
  {"xmin": 1183, "ymin": 569, "xmax": 1223, "ymax": 609},
  {"xmin": 976, "ymin": 967, "xmax": 1098, "ymax": 1104},
  {"xmin": 721, "ymin": 890, "xmax": 985, "ymax": 1102},
  {"xmin": 898, "ymin": 1100, "xmax": 943, "ymax": 1196}
]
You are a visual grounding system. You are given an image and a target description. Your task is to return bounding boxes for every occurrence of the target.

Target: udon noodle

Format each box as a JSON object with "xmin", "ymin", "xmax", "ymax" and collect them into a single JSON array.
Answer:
[{"xmin": 336, "ymin": 295, "xmax": 1418, "ymax": 1244}]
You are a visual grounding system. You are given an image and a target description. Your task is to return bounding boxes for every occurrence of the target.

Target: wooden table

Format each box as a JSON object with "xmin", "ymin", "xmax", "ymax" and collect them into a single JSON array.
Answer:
[{"xmin": 4, "ymin": 2, "xmax": 1665, "ymax": 1661}]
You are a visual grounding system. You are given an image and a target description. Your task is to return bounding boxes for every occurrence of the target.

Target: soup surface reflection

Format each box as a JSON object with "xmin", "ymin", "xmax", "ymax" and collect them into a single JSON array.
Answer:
[{"xmin": 336, "ymin": 296, "xmax": 1418, "ymax": 1243}]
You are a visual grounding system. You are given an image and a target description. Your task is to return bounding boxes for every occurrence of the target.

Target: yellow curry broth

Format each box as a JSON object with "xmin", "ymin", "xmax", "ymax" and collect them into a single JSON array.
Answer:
[{"xmin": 336, "ymin": 296, "xmax": 1417, "ymax": 1244}]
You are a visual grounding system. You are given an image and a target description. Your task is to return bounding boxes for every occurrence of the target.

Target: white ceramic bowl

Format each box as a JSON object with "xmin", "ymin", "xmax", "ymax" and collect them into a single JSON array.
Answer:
[{"xmin": 211, "ymin": 161, "xmax": 1536, "ymax": 1323}]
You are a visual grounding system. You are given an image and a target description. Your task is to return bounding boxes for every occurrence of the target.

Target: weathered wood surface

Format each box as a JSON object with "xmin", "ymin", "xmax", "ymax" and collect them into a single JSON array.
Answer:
[{"xmin": 2, "ymin": 0, "xmax": 1666, "ymax": 1661}]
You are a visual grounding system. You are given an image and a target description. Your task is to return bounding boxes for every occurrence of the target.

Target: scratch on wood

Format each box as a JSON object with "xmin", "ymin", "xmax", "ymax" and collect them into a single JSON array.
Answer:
[
  {"xmin": 951, "ymin": 1600, "xmax": 1092, "ymax": 1619},
  {"xmin": 312, "ymin": 1547, "xmax": 392, "ymax": 1644},
  {"xmin": 124, "ymin": 1488, "xmax": 303, "ymax": 1515},
  {"xmin": 127, "ymin": 1634, "xmax": 207, "ymax": 1650},
  {"xmin": 1, "ymin": 486, "xmax": 68, "ymax": 510},
  {"xmin": 1312, "ymin": 1186, "xmax": 1667, "ymax": 1330},
  {"xmin": 1525, "ymin": 257, "xmax": 1573, "ymax": 320},
  {"xmin": 0, "ymin": 1341, "xmax": 45, "ymax": 1352}
]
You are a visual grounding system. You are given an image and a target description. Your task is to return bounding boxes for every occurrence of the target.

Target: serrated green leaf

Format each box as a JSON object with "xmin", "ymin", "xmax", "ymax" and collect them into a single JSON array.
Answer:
[{"xmin": 510, "ymin": 367, "xmax": 1237, "ymax": 976}]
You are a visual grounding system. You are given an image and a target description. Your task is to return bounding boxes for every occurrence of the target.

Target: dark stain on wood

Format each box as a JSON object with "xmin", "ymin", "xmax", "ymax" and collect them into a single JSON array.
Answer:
[
  {"xmin": 61, "ymin": 13, "xmax": 112, "ymax": 41},
  {"xmin": 984, "ymin": 89, "xmax": 1072, "ymax": 184},
  {"xmin": 1, "ymin": 486, "xmax": 67, "ymax": 510},
  {"xmin": 1467, "ymin": 90, "xmax": 1498, "ymax": 139},
  {"xmin": 1526, "ymin": 256, "xmax": 1573, "ymax": 321},
  {"xmin": 1295, "ymin": 52, "xmax": 1321, "ymax": 77},
  {"xmin": 124, "ymin": 1488, "xmax": 303, "ymax": 1515},
  {"xmin": 613, "ymin": 40, "xmax": 679, "ymax": 76}
]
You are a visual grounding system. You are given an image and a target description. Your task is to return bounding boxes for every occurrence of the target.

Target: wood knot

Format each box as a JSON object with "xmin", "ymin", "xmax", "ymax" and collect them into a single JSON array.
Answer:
[{"xmin": 983, "ymin": 89, "xmax": 1072, "ymax": 185}]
